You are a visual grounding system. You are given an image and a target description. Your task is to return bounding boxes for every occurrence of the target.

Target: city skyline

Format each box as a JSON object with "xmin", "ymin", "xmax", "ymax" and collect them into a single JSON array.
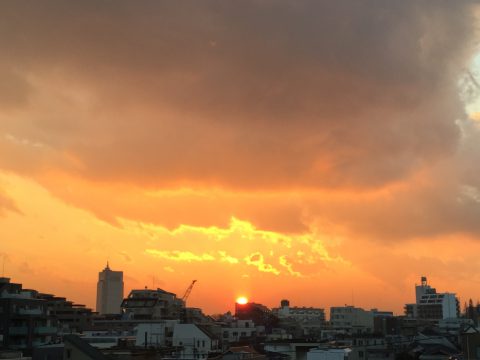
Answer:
[
  {"xmin": 1, "ymin": 1, "xmax": 480, "ymax": 316},
  {"xmin": 0, "ymin": 269, "xmax": 465, "ymax": 317}
]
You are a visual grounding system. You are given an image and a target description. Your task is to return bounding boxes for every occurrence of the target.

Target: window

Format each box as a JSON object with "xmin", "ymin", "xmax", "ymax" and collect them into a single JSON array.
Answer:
[
  {"xmin": 202, "ymin": 340, "xmax": 205, "ymax": 347},
  {"xmin": 358, "ymin": 351, "xmax": 364, "ymax": 358},
  {"xmin": 66, "ymin": 349, "xmax": 71, "ymax": 359}
]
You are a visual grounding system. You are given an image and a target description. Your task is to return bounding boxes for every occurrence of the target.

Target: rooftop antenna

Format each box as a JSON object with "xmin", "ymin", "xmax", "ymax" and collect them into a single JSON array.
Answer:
[{"xmin": 1, "ymin": 254, "xmax": 5, "ymax": 277}]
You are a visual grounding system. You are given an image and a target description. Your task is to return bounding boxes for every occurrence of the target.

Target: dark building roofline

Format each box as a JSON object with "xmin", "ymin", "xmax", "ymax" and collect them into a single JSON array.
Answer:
[
  {"xmin": 64, "ymin": 335, "xmax": 108, "ymax": 360},
  {"xmin": 197, "ymin": 324, "xmax": 220, "ymax": 340}
]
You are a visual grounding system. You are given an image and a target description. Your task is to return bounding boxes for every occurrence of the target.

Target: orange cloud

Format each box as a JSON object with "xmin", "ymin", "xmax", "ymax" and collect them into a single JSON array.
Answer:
[
  {"xmin": 145, "ymin": 250, "xmax": 216, "ymax": 262},
  {"xmin": 244, "ymin": 252, "xmax": 281, "ymax": 275}
]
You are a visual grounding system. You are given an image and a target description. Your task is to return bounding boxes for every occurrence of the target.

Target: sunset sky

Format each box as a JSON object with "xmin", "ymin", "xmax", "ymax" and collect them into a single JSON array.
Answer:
[{"xmin": 1, "ymin": 1, "xmax": 480, "ymax": 315}]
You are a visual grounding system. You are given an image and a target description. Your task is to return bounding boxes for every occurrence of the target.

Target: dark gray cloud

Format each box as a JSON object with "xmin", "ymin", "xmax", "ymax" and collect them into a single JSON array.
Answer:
[
  {"xmin": 0, "ymin": 0, "xmax": 479, "ymax": 240},
  {"xmin": 0, "ymin": 0, "xmax": 476, "ymax": 188}
]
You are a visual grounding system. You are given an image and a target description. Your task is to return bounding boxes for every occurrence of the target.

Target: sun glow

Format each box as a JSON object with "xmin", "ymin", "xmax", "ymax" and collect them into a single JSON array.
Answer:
[{"xmin": 236, "ymin": 296, "xmax": 249, "ymax": 305}]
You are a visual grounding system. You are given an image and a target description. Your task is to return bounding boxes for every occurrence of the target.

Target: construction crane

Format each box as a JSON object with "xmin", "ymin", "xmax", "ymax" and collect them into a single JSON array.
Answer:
[{"xmin": 182, "ymin": 280, "xmax": 197, "ymax": 302}]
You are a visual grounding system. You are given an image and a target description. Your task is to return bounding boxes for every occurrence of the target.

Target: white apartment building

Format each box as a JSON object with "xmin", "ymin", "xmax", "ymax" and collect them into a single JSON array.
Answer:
[
  {"xmin": 96, "ymin": 263, "xmax": 124, "ymax": 315},
  {"xmin": 172, "ymin": 324, "xmax": 220, "ymax": 359},
  {"xmin": 221, "ymin": 319, "xmax": 258, "ymax": 343},
  {"xmin": 134, "ymin": 320, "xmax": 179, "ymax": 347},
  {"xmin": 405, "ymin": 277, "xmax": 459, "ymax": 320},
  {"xmin": 275, "ymin": 299, "xmax": 326, "ymax": 323}
]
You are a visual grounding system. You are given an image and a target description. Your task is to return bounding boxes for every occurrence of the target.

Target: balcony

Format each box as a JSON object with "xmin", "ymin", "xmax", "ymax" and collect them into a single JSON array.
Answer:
[
  {"xmin": 9, "ymin": 327, "xmax": 28, "ymax": 335},
  {"xmin": 18, "ymin": 308, "xmax": 43, "ymax": 316},
  {"xmin": 34, "ymin": 326, "xmax": 57, "ymax": 335}
]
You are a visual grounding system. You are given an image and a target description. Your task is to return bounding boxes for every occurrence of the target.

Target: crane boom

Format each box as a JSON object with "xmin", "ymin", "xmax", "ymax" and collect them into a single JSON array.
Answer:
[{"xmin": 182, "ymin": 280, "xmax": 197, "ymax": 302}]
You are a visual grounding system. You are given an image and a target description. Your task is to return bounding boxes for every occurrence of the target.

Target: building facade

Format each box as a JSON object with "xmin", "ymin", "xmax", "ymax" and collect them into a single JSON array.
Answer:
[
  {"xmin": 405, "ymin": 277, "xmax": 459, "ymax": 321},
  {"xmin": 329, "ymin": 306, "xmax": 374, "ymax": 334},
  {"xmin": 172, "ymin": 324, "xmax": 220, "ymax": 359},
  {"xmin": 221, "ymin": 319, "xmax": 257, "ymax": 343},
  {"xmin": 235, "ymin": 302, "xmax": 277, "ymax": 330},
  {"xmin": 37, "ymin": 293, "xmax": 93, "ymax": 333},
  {"xmin": 0, "ymin": 277, "xmax": 56, "ymax": 352},
  {"xmin": 96, "ymin": 263, "xmax": 124, "ymax": 315},
  {"xmin": 275, "ymin": 300, "xmax": 326, "ymax": 323},
  {"xmin": 273, "ymin": 300, "xmax": 326, "ymax": 338},
  {"xmin": 121, "ymin": 288, "xmax": 183, "ymax": 320}
]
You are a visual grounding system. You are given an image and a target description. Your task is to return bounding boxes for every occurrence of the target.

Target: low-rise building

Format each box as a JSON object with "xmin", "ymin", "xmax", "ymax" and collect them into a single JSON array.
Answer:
[
  {"xmin": 274, "ymin": 300, "xmax": 325, "ymax": 338},
  {"xmin": 306, "ymin": 347, "xmax": 351, "ymax": 360},
  {"xmin": 329, "ymin": 306, "xmax": 374, "ymax": 334},
  {"xmin": 63, "ymin": 335, "xmax": 107, "ymax": 360},
  {"xmin": 275, "ymin": 300, "xmax": 326, "ymax": 324},
  {"xmin": 0, "ymin": 278, "xmax": 56, "ymax": 352},
  {"xmin": 235, "ymin": 302, "xmax": 277, "ymax": 331},
  {"xmin": 349, "ymin": 336, "xmax": 394, "ymax": 360},
  {"xmin": 172, "ymin": 324, "xmax": 220, "ymax": 359},
  {"xmin": 134, "ymin": 320, "xmax": 178, "ymax": 348},
  {"xmin": 220, "ymin": 320, "xmax": 258, "ymax": 343},
  {"xmin": 121, "ymin": 288, "xmax": 183, "ymax": 320},
  {"xmin": 36, "ymin": 294, "xmax": 93, "ymax": 333}
]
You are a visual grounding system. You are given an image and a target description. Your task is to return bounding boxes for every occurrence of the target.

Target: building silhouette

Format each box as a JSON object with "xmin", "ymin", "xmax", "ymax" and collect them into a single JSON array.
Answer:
[{"xmin": 96, "ymin": 262, "xmax": 124, "ymax": 315}]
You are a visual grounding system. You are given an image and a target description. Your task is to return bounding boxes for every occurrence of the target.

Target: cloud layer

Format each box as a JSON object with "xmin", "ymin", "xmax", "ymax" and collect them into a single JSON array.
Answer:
[
  {"xmin": 0, "ymin": 1, "xmax": 477, "ymax": 184},
  {"xmin": 1, "ymin": 1, "xmax": 480, "ymax": 310}
]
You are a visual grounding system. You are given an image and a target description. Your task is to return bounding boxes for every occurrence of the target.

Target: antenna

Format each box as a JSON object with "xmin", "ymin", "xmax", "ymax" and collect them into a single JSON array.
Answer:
[{"xmin": 1, "ymin": 254, "xmax": 5, "ymax": 277}]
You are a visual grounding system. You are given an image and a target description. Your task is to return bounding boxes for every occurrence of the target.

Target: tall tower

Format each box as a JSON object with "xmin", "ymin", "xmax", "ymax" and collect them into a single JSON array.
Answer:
[{"xmin": 96, "ymin": 262, "xmax": 124, "ymax": 315}]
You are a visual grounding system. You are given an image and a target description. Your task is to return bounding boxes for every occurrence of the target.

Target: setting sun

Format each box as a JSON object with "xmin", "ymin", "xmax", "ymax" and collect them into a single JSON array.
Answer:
[{"xmin": 236, "ymin": 296, "xmax": 249, "ymax": 305}]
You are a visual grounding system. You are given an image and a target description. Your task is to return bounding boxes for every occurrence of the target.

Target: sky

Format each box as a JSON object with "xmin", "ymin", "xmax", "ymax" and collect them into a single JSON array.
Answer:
[{"xmin": 1, "ymin": 0, "xmax": 480, "ymax": 315}]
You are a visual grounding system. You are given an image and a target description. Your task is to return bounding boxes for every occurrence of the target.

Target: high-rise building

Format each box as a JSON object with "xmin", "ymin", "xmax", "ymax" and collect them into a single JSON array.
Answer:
[{"xmin": 96, "ymin": 263, "xmax": 124, "ymax": 315}]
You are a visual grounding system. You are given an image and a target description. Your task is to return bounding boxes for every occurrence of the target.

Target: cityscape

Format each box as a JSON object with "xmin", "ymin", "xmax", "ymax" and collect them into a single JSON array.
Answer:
[
  {"xmin": 2, "ymin": 1, "xmax": 480, "ymax": 360},
  {"xmin": 1, "ymin": 267, "xmax": 480, "ymax": 360}
]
